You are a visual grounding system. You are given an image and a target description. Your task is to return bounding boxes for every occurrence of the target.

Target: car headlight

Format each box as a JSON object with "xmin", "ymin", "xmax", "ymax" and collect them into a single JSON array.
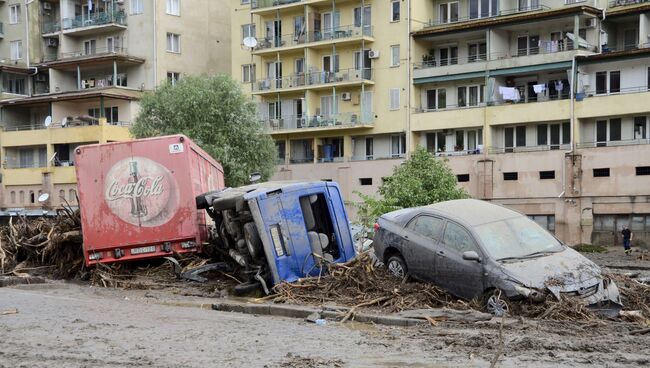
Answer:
[{"xmin": 514, "ymin": 284, "xmax": 546, "ymax": 302}]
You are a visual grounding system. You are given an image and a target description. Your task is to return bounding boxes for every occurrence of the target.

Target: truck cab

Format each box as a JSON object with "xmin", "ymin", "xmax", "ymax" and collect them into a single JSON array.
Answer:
[{"xmin": 197, "ymin": 181, "xmax": 355, "ymax": 293}]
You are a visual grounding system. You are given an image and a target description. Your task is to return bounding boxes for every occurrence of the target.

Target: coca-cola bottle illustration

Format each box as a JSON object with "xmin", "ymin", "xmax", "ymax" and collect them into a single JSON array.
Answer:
[{"xmin": 128, "ymin": 160, "xmax": 148, "ymax": 217}]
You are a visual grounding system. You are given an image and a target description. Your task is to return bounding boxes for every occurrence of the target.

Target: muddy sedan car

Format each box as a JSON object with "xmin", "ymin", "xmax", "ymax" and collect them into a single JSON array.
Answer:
[{"xmin": 373, "ymin": 199, "xmax": 622, "ymax": 315}]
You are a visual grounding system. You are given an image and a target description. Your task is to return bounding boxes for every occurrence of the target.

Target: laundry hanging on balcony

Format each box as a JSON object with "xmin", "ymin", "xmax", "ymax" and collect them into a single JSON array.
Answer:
[
  {"xmin": 533, "ymin": 84, "xmax": 546, "ymax": 94},
  {"xmin": 499, "ymin": 86, "xmax": 520, "ymax": 102}
]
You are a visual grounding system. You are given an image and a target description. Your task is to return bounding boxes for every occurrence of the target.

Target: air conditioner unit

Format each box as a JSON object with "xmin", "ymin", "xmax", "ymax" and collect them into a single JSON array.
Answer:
[
  {"xmin": 584, "ymin": 18, "xmax": 596, "ymax": 29},
  {"xmin": 368, "ymin": 50, "xmax": 380, "ymax": 59},
  {"xmin": 341, "ymin": 92, "xmax": 352, "ymax": 101},
  {"xmin": 46, "ymin": 38, "xmax": 58, "ymax": 47},
  {"xmin": 43, "ymin": 2, "xmax": 52, "ymax": 11}
]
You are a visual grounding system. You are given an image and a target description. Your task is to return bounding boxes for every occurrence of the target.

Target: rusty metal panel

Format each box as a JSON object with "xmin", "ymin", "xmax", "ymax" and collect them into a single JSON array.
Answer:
[{"xmin": 75, "ymin": 135, "xmax": 224, "ymax": 265}]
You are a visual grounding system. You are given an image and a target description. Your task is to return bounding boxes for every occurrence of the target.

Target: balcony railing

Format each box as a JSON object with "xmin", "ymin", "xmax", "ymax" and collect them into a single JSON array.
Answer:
[
  {"xmin": 581, "ymin": 85, "xmax": 650, "ymax": 99},
  {"xmin": 488, "ymin": 144, "xmax": 571, "ymax": 154},
  {"xmin": 253, "ymin": 68, "xmax": 372, "ymax": 92},
  {"xmin": 265, "ymin": 112, "xmax": 372, "ymax": 132},
  {"xmin": 61, "ymin": 10, "xmax": 126, "ymax": 31},
  {"xmin": 254, "ymin": 24, "xmax": 373, "ymax": 51},
  {"xmin": 415, "ymin": 46, "xmax": 584, "ymax": 70},
  {"xmin": 2, "ymin": 124, "xmax": 47, "ymax": 132},
  {"xmin": 577, "ymin": 139, "xmax": 650, "ymax": 149},
  {"xmin": 60, "ymin": 47, "xmax": 128, "ymax": 59},
  {"xmin": 252, "ymin": 0, "xmax": 303, "ymax": 9},
  {"xmin": 425, "ymin": 5, "xmax": 549, "ymax": 28},
  {"xmin": 351, "ymin": 153, "xmax": 406, "ymax": 161},
  {"xmin": 609, "ymin": 0, "xmax": 649, "ymax": 7}
]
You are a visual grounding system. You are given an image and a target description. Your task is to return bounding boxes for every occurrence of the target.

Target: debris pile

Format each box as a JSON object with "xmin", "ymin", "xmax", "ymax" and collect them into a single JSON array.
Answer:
[
  {"xmin": 609, "ymin": 273, "xmax": 650, "ymax": 319},
  {"xmin": 272, "ymin": 252, "xmax": 472, "ymax": 314},
  {"xmin": 0, "ymin": 207, "xmax": 83, "ymax": 278}
]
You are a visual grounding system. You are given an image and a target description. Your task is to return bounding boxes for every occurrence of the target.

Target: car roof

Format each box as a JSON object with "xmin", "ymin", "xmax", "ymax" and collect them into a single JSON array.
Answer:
[{"xmin": 421, "ymin": 199, "xmax": 522, "ymax": 226}]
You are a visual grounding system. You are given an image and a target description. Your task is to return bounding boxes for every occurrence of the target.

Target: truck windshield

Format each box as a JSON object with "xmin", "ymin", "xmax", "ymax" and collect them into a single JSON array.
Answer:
[{"xmin": 474, "ymin": 216, "xmax": 563, "ymax": 261}]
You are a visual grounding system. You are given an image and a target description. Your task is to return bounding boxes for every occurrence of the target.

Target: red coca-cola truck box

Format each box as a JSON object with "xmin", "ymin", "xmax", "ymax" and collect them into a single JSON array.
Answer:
[{"xmin": 75, "ymin": 135, "xmax": 225, "ymax": 265}]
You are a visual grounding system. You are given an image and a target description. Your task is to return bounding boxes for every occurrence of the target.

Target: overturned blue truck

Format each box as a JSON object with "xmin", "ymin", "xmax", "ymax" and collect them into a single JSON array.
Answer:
[{"xmin": 196, "ymin": 181, "xmax": 357, "ymax": 294}]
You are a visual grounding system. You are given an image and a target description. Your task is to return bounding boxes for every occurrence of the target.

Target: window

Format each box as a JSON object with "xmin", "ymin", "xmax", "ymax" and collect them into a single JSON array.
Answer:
[
  {"xmin": 596, "ymin": 72, "xmax": 607, "ymax": 94},
  {"xmin": 83, "ymin": 40, "xmax": 96, "ymax": 55},
  {"xmin": 353, "ymin": 6, "xmax": 371, "ymax": 34},
  {"xmin": 389, "ymin": 88, "xmax": 400, "ymax": 110},
  {"xmin": 391, "ymin": 0, "xmax": 400, "ymax": 22},
  {"xmin": 469, "ymin": 0, "xmax": 498, "ymax": 19},
  {"xmin": 634, "ymin": 116, "xmax": 647, "ymax": 139},
  {"xmin": 539, "ymin": 171, "xmax": 555, "ymax": 180},
  {"xmin": 241, "ymin": 0, "xmax": 251, "ymax": 4},
  {"xmin": 596, "ymin": 71, "xmax": 620, "ymax": 94},
  {"xmin": 593, "ymin": 168, "xmax": 610, "ymax": 177},
  {"xmin": 503, "ymin": 172, "xmax": 518, "ymax": 181},
  {"xmin": 390, "ymin": 45, "xmax": 400, "ymax": 67},
  {"xmin": 391, "ymin": 134, "xmax": 406, "ymax": 157},
  {"xmin": 636, "ymin": 166, "xmax": 650, "ymax": 176},
  {"xmin": 457, "ymin": 174, "xmax": 470, "ymax": 182},
  {"xmin": 164, "ymin": 71, "xmax": 179, "ymax": 85},
  {"xmin": 104, "ymin": 107, "xmax": 119, "ymax": 123},
  {"xmin": 69, "ymin": 189, "xmax": 76, "ymax": 203},
  {"xmin": 457, "ymin": 87, "xmax": 466, "ymax": 107},
  {"xmin": 242, "ymin": 64, "xmax": 255, "ymax": 83},
  {"xmin": 365, "ymin": 137, "xmax": 374, "ymax": 160},
  {"xmin": 19, "ymin": 191, "xmax": 25, "ymax": 204},
  {"xmin": 517, "ymin": 35, "xmax": 539, "ymax": 56},
  {"xmin": 504, "ymin": 126, "xmax": 526, "ymax": 151},
  {"xmin": 528, "ymin": 215, "xmax": 555, "ymax": 233},
  {"xmin": 439, "ymin": 2, "xmax": 459, "ymax": 24},
  {"xmin": 609, "ymin": 118, "xmax": 621, "ymax": 141},
  {"xmin": 10, "ymin": 41, "xmax": 22, "ymax": 60},
  {"xmin": 3, "ymin": 73, "xmax": 26, "ymax": 95},
  {"xmin": 609, "ymin": 71, "xmax": 620, "ymax": 93},
  {"xmin": 457, "ymin": 86, "xmax": 481, "ymax": 107},
  {"xmin": 241, "ymin": 24, "xmax": 256, "ymax": 42},
  {"xmin": 359, "ymin": 178, "xmax": 373, "ymax": 186},
  {"xmin": 131, "ymin": 0, "xmax": 144, "ymax": 14},
  {"xmin": 439, "ymin": 46, "xmax": 458, "ymax": 66},
  {"xmin": 623, "ymin": 29, "xmax": 638, "ymax": 50},
  {"xmin": 518, "ymin": 0, "xmax": 540, "ymax": 11},
  {"xmin": 166, "ymin": 0, "xmax": 180, "ymax": 15},
  {"xmin": 537, "ymin": 124, "xmax": 548, "ymax": 145},
  {"xmin": 408, "ymin": 216, "xmax": 445, "ymax": 240},
  {"xmin": 468, "ymin": 42, "xmax": 487, "ymax": 62},
  {"xmin": 166, "ymin": 33, "xmax": 180, "ymax": 53},
  {"xmin": 9, "ymin": 4, "xmax": 20, "ymax": 24},
  {"xmin": 442, "ymin": 222, "xmax": 477, "ymax": 253}
]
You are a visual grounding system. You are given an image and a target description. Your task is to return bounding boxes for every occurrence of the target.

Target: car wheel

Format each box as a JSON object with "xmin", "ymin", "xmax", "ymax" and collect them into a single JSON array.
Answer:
[
  {"xmin": 386, "ymin": 255, "xmax": 408, "ymax": 279},
  {"xmin": 233, "ymin": 281, "xmax": 261, "ymax": 296},
  {"xmin": 243, "ymin": 222, "xmax": 263, "ymax": 259},
  {"xmin": 485, "ymin": 290, "xmax": 509, "ymax": 317}
]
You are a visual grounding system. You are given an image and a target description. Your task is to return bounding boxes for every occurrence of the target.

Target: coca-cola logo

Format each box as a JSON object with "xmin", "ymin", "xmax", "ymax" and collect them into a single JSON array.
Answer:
[{"xmin": 104, "ymin": 157, "xmax": 179, "ymax": 227}]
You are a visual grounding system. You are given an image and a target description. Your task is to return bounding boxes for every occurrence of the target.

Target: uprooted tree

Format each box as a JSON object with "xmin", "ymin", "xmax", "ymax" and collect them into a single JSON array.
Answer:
[
  {"xmin": 130, "ymin": 74, "xmax": 276, "ymax": 187},
  {"xmin": 352, "ymin": 146, "xmax": 469, "ymax": 228}
]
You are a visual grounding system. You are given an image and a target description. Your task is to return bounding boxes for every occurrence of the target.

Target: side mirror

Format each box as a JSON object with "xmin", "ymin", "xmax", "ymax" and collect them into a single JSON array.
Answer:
[
  {"xmin": 462, "ymin": 251, "xmax": 481, "ymax": 262},
  {"xmin": 249, "ymin": 172, "xmax": 262, "ymax": 184}
]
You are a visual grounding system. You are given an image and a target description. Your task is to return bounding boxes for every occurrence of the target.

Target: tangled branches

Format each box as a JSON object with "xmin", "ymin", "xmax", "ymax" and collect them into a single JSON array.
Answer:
[{"xmin": 0, "ymin": 207, "xmax": 83, "ymax": 278}]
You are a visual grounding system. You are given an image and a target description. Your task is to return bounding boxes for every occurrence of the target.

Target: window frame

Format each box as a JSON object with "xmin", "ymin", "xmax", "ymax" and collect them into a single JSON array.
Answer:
[
  {"xmin": 9, "ymin": 4, "xmax": 20, "ymax": 24},
  {"xmin": 166, "ymin": 33, "xmax": 181, "ymax": 53},
  {"xmin": 441, "ymin": 220, "xmax": 479, "ymax": 254},
  {"xmin": 131, "ymin": 0, "xmax": 144, "ymax": 15},
  {"xmin": 390, "ymin": 0, "xmax": 400, "ymax": 22},
  {"xmin": 390, "ymin": 45, "xmax": 400, "ymax": 67},
  {"xmin": 167, "ymin": 71, "xmax": 181, "ymax": 85},
  {"xmin": 389, "ymin": 88, "xmax": 400, "ymax": 111},
  {"xmin": 166, "ymin": 0, "xmax": 180, "ymax": 16},
  {"xmin": 10, "ymin": 40, "xmax": 23, "ymax": 60}
]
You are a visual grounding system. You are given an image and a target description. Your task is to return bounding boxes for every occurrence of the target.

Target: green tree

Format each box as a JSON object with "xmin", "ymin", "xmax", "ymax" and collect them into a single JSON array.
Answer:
[
  {"xmin": 351, "ymin": 146, "xmax": 469, "ymax": 227},
  {"xmin": 379, "ymin": 146, "xmax": 469, "ymax": 208},
  {"xmin": 131, "ymin": 74, "xmax": 276, "ymax": 187}
]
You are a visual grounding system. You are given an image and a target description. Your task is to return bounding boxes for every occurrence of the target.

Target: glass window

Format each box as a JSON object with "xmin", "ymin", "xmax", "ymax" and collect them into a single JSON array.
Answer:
[
  {"xmin": 131, "ymin": 0, "xmax": 144, "ymax": 14},
  {"xmin": 426, "ymin": 90, "xmax": 436, "ymax": 110},
  {"xmin": 241, "ymin": 64, "xmax": 255, "ymax": 83},
  {"xmin": 390, "ymin": 45, "xmax": 400, "ymax": 67},
  {"xmin": 516, "ymin": 126, "xmax": 526, "ymax": 147},
  {"xmin": 10, "ymin": 41, "xmax": 22, "ymax": 60},
  {"xmin": 631, "ymin": 216, "xmax": 644, "ymax": 231},
  {"xmin": 437, "ymin": 88, "xmax": 446, "ymax": 109},
  {"xmin": 457, "ymin": 87, "xmax": 466, "ymax": 107},
  {"xmin": 166, "ymin": 0, "xmax": 180, "ymax": 16},
  {"xmin": 609, "ymin": 118, "xmax": 621, "ymax": 141},
  {"xmin": 596, "ymin": 72, "xmax": 607, "ymax": 94},
  {"xmin": 537, "ymin": 124, "xmax": 547, "ymax": 145},
  {"xmin": 9, "ymin": 4, "xmax": 21, "ymax": 24},
  {"xmin": 166, "ymin": 33, "xmax": 180, "ymax": 53},
  {"xmin": 442, "ymin": 222, "xmax": 478, "ymax": 254},
  {"xmin": 408, "ymin": 216, "xmax": 445, "ymax": 240},
  {"xmin": 391, "ymin": 0, "xmax": 400, "ymax": 22},
  {"xmin": 609, "ymin": 71, "xmax": 620, "ymax": 93},
  {"xmin": 241, "ymin": 24, "xmax": 256, "ymax": 41},
  {"xmin": 475, "ymin": 216, "xmax": 562, "ymax": 260},
  {"xmin": 389, "ymin": 88, "xmax": 400, "ymax": 110},
  {"xmin": 469, "ymin": 86, "xmax": 479, "ymax": 106},
  {"xmin": 634, "ymin": 116, "xmax": 647, "ymax": 139}
]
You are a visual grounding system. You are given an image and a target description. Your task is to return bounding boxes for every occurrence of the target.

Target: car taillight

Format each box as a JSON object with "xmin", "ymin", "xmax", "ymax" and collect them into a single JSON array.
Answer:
[{"xmin": 374, "ymin": 223, "xmax": 380, "ymax": 231}]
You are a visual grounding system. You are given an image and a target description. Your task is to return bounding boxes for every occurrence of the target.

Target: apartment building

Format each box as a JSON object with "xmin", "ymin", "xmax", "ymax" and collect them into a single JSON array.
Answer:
[
  {"xmin": 233, "ymin": 0, "xmax": 650, "ymax": 247},
  {"xmin": 0, "ymin": 0, "xmax": 231, "ymax": 215}
]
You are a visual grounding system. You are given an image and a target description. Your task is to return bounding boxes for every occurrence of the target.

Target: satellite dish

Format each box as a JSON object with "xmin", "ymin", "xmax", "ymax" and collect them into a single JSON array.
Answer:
[
  {"xmin": 38, "ymin": 193, "xmax": 50, "ymax": 203},
  {"xmin": 243, "ymin": 37, "xmax": 258, "ymax": 49},
  {"xmin": 61, "ymin": 117, "xmax": 68, "ymax": 127},
  {"xmin": 44, "ymin": 116, "xmax": 52, "ymax": 127}
]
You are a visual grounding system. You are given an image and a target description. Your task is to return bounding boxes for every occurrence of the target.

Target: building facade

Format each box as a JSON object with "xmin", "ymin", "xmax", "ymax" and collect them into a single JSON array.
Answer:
[
  {"xmin": 232, "ymin": 0, "xmax": 650, "ymax": 247},
  {"xmin": 0, "ymin": 0, "xmax": 231, "ymax": 215}
]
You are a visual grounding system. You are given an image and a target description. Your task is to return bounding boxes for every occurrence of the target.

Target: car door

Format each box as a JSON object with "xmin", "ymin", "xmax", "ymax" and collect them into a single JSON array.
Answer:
[
  {"xmin": 402, "ymin": 215, "xmax": 445, "ymax": 282},
  {"xmin": 435, "ymin": 221, "xmax": 486, "ymax": 299}
]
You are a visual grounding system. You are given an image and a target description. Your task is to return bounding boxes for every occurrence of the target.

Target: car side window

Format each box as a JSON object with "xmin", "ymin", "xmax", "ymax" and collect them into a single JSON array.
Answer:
[
  {"xmin": 442, "ymin": 222, "xmax": 477, "ymax": 253},
  {"xmin": 407, "ymin": 215, "xmax": 445, "ymax": 240}
]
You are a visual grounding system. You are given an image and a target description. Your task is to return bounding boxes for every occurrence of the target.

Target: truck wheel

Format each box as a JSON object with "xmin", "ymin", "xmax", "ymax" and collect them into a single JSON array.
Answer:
[
  {"xmin": 244, "ymin": 222, "xmax": 263, "ymax": 259},
  {"xmin": 386, "ymin": 255, "xmax": 408, "ymax": 279},
  {"xmin": 233, "ymin": 281, "xmax": 261, "ymax": 296}
]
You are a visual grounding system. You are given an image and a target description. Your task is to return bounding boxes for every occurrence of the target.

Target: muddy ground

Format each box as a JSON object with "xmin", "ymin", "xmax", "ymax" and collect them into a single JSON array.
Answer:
[{"xmin": 1, "ymin": 245, "xmax": 649, "ymax": 368}]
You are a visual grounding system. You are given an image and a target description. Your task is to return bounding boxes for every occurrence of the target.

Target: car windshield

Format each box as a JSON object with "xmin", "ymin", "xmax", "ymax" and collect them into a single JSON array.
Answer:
[{"xmin": 474, "ymin": 216, "xmax": 563, "ymax": 261}]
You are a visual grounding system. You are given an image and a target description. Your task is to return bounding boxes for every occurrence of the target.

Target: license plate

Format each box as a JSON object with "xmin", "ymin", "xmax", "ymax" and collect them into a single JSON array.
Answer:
[{"xmin": 130, "ymin": 246, "xmax": 156, "ymax": 255}]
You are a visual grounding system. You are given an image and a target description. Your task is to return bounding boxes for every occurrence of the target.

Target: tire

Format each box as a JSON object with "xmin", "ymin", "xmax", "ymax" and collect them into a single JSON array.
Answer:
[
  {"xmin": 233, "ymin": 281, "xmax": 261, "ymax": 296},
  {"xmin": 386, "ymin": 255, "xmax": 408, "ymax": 279},
  {"xmin": 244, "ymin": 222, "xmax": 263, "ymax": 259}
]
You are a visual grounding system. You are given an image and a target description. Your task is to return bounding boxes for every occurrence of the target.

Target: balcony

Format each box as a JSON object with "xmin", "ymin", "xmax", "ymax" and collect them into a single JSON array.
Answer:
[
  {"xmin": 422, "ymin": 5, "xmax": 549, "ymax": 29},
  {"xmin": 577, "ymin": 139, "xmax": 650, "ymax": 149},
  {"xmin": 265, "ymin": 112, "xmax": 373, "ymax": 134},
  {"xmin": 252, "ymin": 25, "xmax": 373, "ymax": 55},
  {"xmin": 576, "ymin": 87, "xmax": 650, "ymax": 119},
  {"xmin": 1, "ymin": 122, "xmax": 131, "ymax": 148},
  {"xmin": 252, "ymin": 68, "xmax": 373, "ymax": 94},
  {"xmin": 44, "ymin": 10, "xmax": 127, "ymax": 36},
  {"xmin": 488, "ymin": 144, "xmax": 571, "ymax": 154},
  {"xmin": 43, "ymin": 47, "xmax": 131, "ymax": 63},
  {"xmin": 609, "ymin": 0, "xmax": 649, "ymax": 7}
]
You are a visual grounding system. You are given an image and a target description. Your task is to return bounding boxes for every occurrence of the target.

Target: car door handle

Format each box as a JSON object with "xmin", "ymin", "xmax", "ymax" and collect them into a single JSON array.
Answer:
[
  {"xmin": 436, "ymin": 250, "xmax": 445, "ymax": 257},
  {"xmin": 404, "ymin": 235, "xmax": 409, "ymax": 239}
]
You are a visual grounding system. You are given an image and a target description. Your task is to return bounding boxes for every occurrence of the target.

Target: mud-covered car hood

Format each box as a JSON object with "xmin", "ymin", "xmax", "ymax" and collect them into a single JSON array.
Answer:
[{"xmin": 498, "ymin": 248, "xmax": 602, "ymax": 292}]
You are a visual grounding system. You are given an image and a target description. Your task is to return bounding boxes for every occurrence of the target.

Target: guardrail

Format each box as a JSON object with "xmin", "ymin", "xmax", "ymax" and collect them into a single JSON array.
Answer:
[
  {"xmin": 265, "ymin": 112, "xmax": 372, "ymax": 132},
  {"xmin": 576, "ymin": 139, "xmax": 650, "ymax": 149},
  {"xmin": 252, "ymin": 0, "xmax": 303, "ymax": 10},
  {"xmin": 254, "ymin": 24, "xmax": 372, "ymax": 51},
  {"xmin": 62, "ymin": 10, "xmax": 126, "ymax": 31},
  {"xmin": 488, "ymin": 144, "xmax": 571, "ymax": 154},
  {"xmin": 424, "ymin": 5, "xmax": 550, "ymax": 28},
  {"xmin": 414, "ymin": 47, "xmax": 581, "ymax": 70},
  {"xmin": 253, "ymin": 68, "xmax": 372, "ymax": 92},
  {"xmin": 609, "ymin": 0, "xmax": 649, "ymax": 7}
]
